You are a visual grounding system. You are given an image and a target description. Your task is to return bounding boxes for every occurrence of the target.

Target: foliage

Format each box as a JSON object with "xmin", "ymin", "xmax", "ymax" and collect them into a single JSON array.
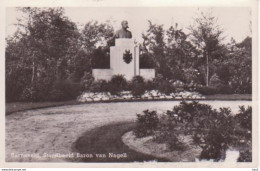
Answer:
[
  {"xmin": 189, "ymin": 10, "xmax": 225, "ymax": 86},
  {"xmin": 80, "ymin": 20, "xmax": 114, "ymax": 52},
  {"xmin": 91, "ymin": 47, "xmax": 110, "ymax": 69},
  {"xmin": 89, "ymin": 79, "xmax": 109, "ymax": 93},
  {"xmin": 134, "ymin": 110, "xmax": 159, "ymax": 138},
  {"xmin": 153, "ymin": 115, "xmax": 186, "ymax": 151},
  {"xmin": 6, "ymin": 67, "xmax": 31, "ymax": 102},
  {"xmin": 108, "ymin": 75, "xmax": 128, "ymax": 95},
  {"xmin": 237, "ymin": 150, "xmax": 252, "ymax": 162},
  {"xmin": 6, "ymin": 7, "xmax": 81, "ymax": 101},
  {"xmin": 130, "ymin": 76, "xmax": 146, "ymax": 97},
  {"xmin": 49, "ymin": 78, "xmax": 82, "ymax": 101},
  {"xmin": 226, "ymin": 37, "xmax": 252, "ymax": 94},
  {"xmin": 6, "ymin": 8, "xmax": 114, "ymax": 102},
  {"xmin": 196, "ymin": 85, "xmax": 234, "ymax": 95},
  {"xmin": 153, "ymin": 74, "xmax": 174, "ymax": 95},
  {"xmin": 139, "ymin": 52, "xmax": 155, "ymax": 69},
  {"xmin": 142, "ymin": 21, "xmax": 198, "ymax": 81},
  {"xmin": 134, "ymin": 101, "xmax": 252, "ymax": 161},
  {"xmin": 80, "ymin": 72, "xmax": 95, "ymax": 91},
  {"xmin": 144, "ymin": 80, "xmax": 156, "ymax": 91},
  {"xmin": 235, "ymin": 106, "xmax": 252, "ymax": 130}
]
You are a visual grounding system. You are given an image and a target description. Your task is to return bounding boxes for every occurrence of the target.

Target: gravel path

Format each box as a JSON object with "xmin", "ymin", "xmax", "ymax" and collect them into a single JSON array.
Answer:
[{"xmin": 5, "ymin": 101, "xmax": 251, "ymax": 162}]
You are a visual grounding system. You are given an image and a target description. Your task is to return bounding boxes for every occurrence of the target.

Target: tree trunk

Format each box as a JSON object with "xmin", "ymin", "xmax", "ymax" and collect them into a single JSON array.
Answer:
[
  {"xmin": 206, "ymin": 52, "xmax": 209, "ymax": 87},
  {"xmin": 31, "ymin": 51, "xmax": 35, "ymax": 85}
]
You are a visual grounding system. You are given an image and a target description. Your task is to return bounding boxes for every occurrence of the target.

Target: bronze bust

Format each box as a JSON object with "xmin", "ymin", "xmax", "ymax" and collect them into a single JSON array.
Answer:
[{"xmin": 115, "ymin": 20, "xmax": 132, "ymax": 39}]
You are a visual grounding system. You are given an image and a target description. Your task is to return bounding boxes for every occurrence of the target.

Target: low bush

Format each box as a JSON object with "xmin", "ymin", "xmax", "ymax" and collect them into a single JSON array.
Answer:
[
  {"xmin": 89, "ymin": 80, "xmax": 109, "ymax": 93},
  {"xmin": 195, "ymin": 85, "xmax": 235, "ymax": 95},
  {"xmin": 235, "ymin": 106, "xmax": 252, "ymax": 130},
  {"xmin": 49, "ymin": 79, "xmax": 82, "ymax": 101},
  {"xmin": 133, "ymin": 101, "xmax": 252, "ymax": 161},
  {"xmin": 20, "ymin": 86, "xmax": 37, "ymax": 102},
  {"xmin": 130, "ymin": 76, "xmax": 146, "ymax": 97},
  {"xmin": 153, "ymin": 115, "xmax": 186, "ymax": 151},
  {"xmin": 170, "ymin": 101, "xmax": 234, "ymax": 161},
  {"xmin": 158, "ymin": 80, "xmax": 175, "ymax": 95},
  {"xmin": 134, "ymin": 110, "xmax": 159, "ymax": 138},
  {"xmin": 195, "ymin": 86, "xmax": 218, "ymax": 95},
  {"xmin": 139, "ymin": 53, "xmax": 155, "ymax": 69},
  {"xmin": 200, "ymin": 129, "xmax": 228, "ymax": 161},
  {"xmin": 80, "ymin": 72, "xmax": 95, "ymax": 91},
  {"xmin": 20, "ymin": 78, "xmax": 53, "ymax": 102},
  {"xmin": 91, "ymin": 47, "xmax": 110, "ymax": 69},
  {"xmin": 145, "ymin": 80, "xmax": 156, "ymax": 91},
  {"xmin": 237, "ymin": 150, "xmax": 252, "ymax": 162},
  {"xmin": 108, "ymin": 75, "xmax": 128, "ymax": 95},
  {"xmin": 153, "ymin": 75, "xmax": 175, "ymax": 95}
]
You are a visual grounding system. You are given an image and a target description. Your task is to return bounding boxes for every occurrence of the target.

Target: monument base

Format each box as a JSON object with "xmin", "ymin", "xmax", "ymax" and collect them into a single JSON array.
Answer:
[{"xmin": 93, "ymin": 68, "xmax": 155, "ymax": 81}]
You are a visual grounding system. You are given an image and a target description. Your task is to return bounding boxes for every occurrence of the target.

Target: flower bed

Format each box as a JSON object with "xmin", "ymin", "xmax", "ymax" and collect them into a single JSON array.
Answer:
[
  {"xmin": 77, "ymin": 90, "xmax": 205, "ymax": 103},
  {"xmin": 130, "ymin": 101, "xmax": 252, "ymax": 162}
]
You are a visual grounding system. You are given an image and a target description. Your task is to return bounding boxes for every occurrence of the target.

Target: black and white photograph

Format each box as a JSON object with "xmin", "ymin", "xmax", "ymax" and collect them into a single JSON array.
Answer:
[{"xmin": 2, "ymin": 0, "xmax": 258, "ymax": 168}]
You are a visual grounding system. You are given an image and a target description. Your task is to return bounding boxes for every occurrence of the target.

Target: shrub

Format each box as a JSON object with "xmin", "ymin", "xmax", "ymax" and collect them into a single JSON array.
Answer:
[
  {"xmin": 200, "ymin": 129, "xmax": 228, "ymax": 161},
  {"xmin": 158, "ymin": 80, "xmax": 175, "ymax": 95},
  {"xmin": 196, "ymin": 84, "xmax": 235, "ymax": 95},
  {"xmin": 153, "ymin": 75, "xmax": 174, "ymax": 95},
  {"xmin": 195, "ymin": 86, "xmax": 218, "ymax": 95},
  {"xmin": 139, "ymin": 53, "xmax": 155, "ymax": 69},
  {"xmin": 130, "ymin": 76, "xmax": 146, "ymax": 97},
  {"xmin": 172, "ymin": 102, "xmax": 238, "ymax": 161},
  {"xmin": 91, "ymin": 47, "xmax": 110, "ymax": 69},
  {"xmin": 145, "ymin": 80, "xmax": 156, "ymax": 91},
  {"xmin": 108, "ymin": 75, "xmax": 127, "ymax": 95},
  {"xmin": 230, "ymin": 76, "xmax": 252, "ymax": 94},
  {"xmin": 217, "ymin": 85, "xmax": 234, "ymax": 94},
  {"xmin": 49, "ymin": 79, "xmax": 82, "ymax": 101},
  {"xmin": 20, "ymin": 86, "xmax": 37, "ymax": 101},
  {"xmin": 153, "ymin": 115, "xmax": 186, "ymax": 151},
  {"xmin": 235, "ymin": 106, "xmax": 252, "ymax": 130},
  {"xmin": 6, "ymin": 68, "xmax": 30, "ymax": 102},
  {"xmin": 209, "ymin": 73, "xmax": 223, "ymax": 88},
  {"xmin": 237, "ymin": 150, "xmax": 252, "ymax": 162},
  {"xmin": 89, "ymin": 80, "xmax": 109, "ymax": 93},
  {"xmin": 20, "ymin": 78, "xmax": 53, "ymax": 102},
  {"xmin": 134, "ymin": 101, "xmax": 249, "ymax": 161},
  {"xmin": 80, "ymin": 72, "xmax": 94, "ymax": 91},
  {"xmin": 134, "ymin": 110, "xmax": 159, "ymax": 138}
]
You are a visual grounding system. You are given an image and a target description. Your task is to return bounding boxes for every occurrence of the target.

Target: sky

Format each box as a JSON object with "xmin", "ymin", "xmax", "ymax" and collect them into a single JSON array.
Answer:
[{"xmin": 6, "ymin": 7, "xmax": 251, "ymax": 43}]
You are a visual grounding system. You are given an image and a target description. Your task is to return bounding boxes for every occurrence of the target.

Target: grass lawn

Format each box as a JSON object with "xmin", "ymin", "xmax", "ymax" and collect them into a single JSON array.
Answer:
[
  {"xmin": 5, "ymin": 100, "xmax": 78, "ymax": 115},
  {"xmin": 205, "ymin": 94, "xmax": 252, "ymax": 100},
  {"xmin": 71, "ymin": 121, "xmax": 169, "ymax": 162},
  {"xmin": 6, "ymin": 94, "xmax": 251, "ymax": 115}
]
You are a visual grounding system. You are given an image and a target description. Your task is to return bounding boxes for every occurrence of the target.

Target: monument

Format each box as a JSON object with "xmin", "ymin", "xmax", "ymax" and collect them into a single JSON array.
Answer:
[{"xmin": 92, "ymin": 20, "xmax": 155, "ymax": 81}]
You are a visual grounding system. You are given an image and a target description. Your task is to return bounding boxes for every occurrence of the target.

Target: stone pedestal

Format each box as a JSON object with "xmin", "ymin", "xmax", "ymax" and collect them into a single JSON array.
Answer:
[{"xmin": 110, "ymin": 39, "xmax": 139, "ymax": 80}]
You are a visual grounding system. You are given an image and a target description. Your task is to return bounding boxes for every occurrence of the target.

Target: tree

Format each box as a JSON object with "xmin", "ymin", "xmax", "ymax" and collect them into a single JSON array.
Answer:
[
  {"xmin": 6, "ymin": 7, "xmax": 81, "ymax": 101},
  {"xmin": 166, "ymin": 23, "xmax": 200, "ymax": 83},
  {"xmin": 142, "ymin": 21, "xmax": 199, "ymax": 83},
  {"xmin": 142, "ymin": 21, "xmax": 167, "ymax": 77},
  {"xmin": 81, "ymin": 20, "xmax": 114, "ymax": 52},
  {"xmin": 189, "ymin": 10, "xmax": 225, "ymax": 86},
  {"xmin": 226, "ymin": 37, "xmax": 252, "ymax": 93},
  {"xmin": 80, "ymin": 21, "xmax": 114, "ymax": 70}
]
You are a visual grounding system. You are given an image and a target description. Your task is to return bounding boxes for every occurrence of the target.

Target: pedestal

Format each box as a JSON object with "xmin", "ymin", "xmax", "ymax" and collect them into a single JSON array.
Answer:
[{"xmin": 110, "ymin": 39, "xmax": 139, "ymax": 80}]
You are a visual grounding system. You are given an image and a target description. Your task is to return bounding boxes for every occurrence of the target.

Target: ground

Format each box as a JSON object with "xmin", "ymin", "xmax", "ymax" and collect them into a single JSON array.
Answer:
[{"xmin": 5, "ymin": 100, "xmax": 251, "ymax": 162}]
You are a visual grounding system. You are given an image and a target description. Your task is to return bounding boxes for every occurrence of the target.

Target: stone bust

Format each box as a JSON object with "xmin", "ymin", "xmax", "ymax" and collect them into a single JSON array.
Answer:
[{"xmin": 115, "ymin": 20, "xmax": 132, "ymax": 39}]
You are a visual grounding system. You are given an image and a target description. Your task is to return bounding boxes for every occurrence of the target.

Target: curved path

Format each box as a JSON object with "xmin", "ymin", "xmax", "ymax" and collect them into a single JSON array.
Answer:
[
  {"xmin": 71, "ymin": 122, "xmax": 169, "ymax": 162},
  {"xmin": 5, "ymin": 101, "xmax": 251, "ymax": 162}
]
